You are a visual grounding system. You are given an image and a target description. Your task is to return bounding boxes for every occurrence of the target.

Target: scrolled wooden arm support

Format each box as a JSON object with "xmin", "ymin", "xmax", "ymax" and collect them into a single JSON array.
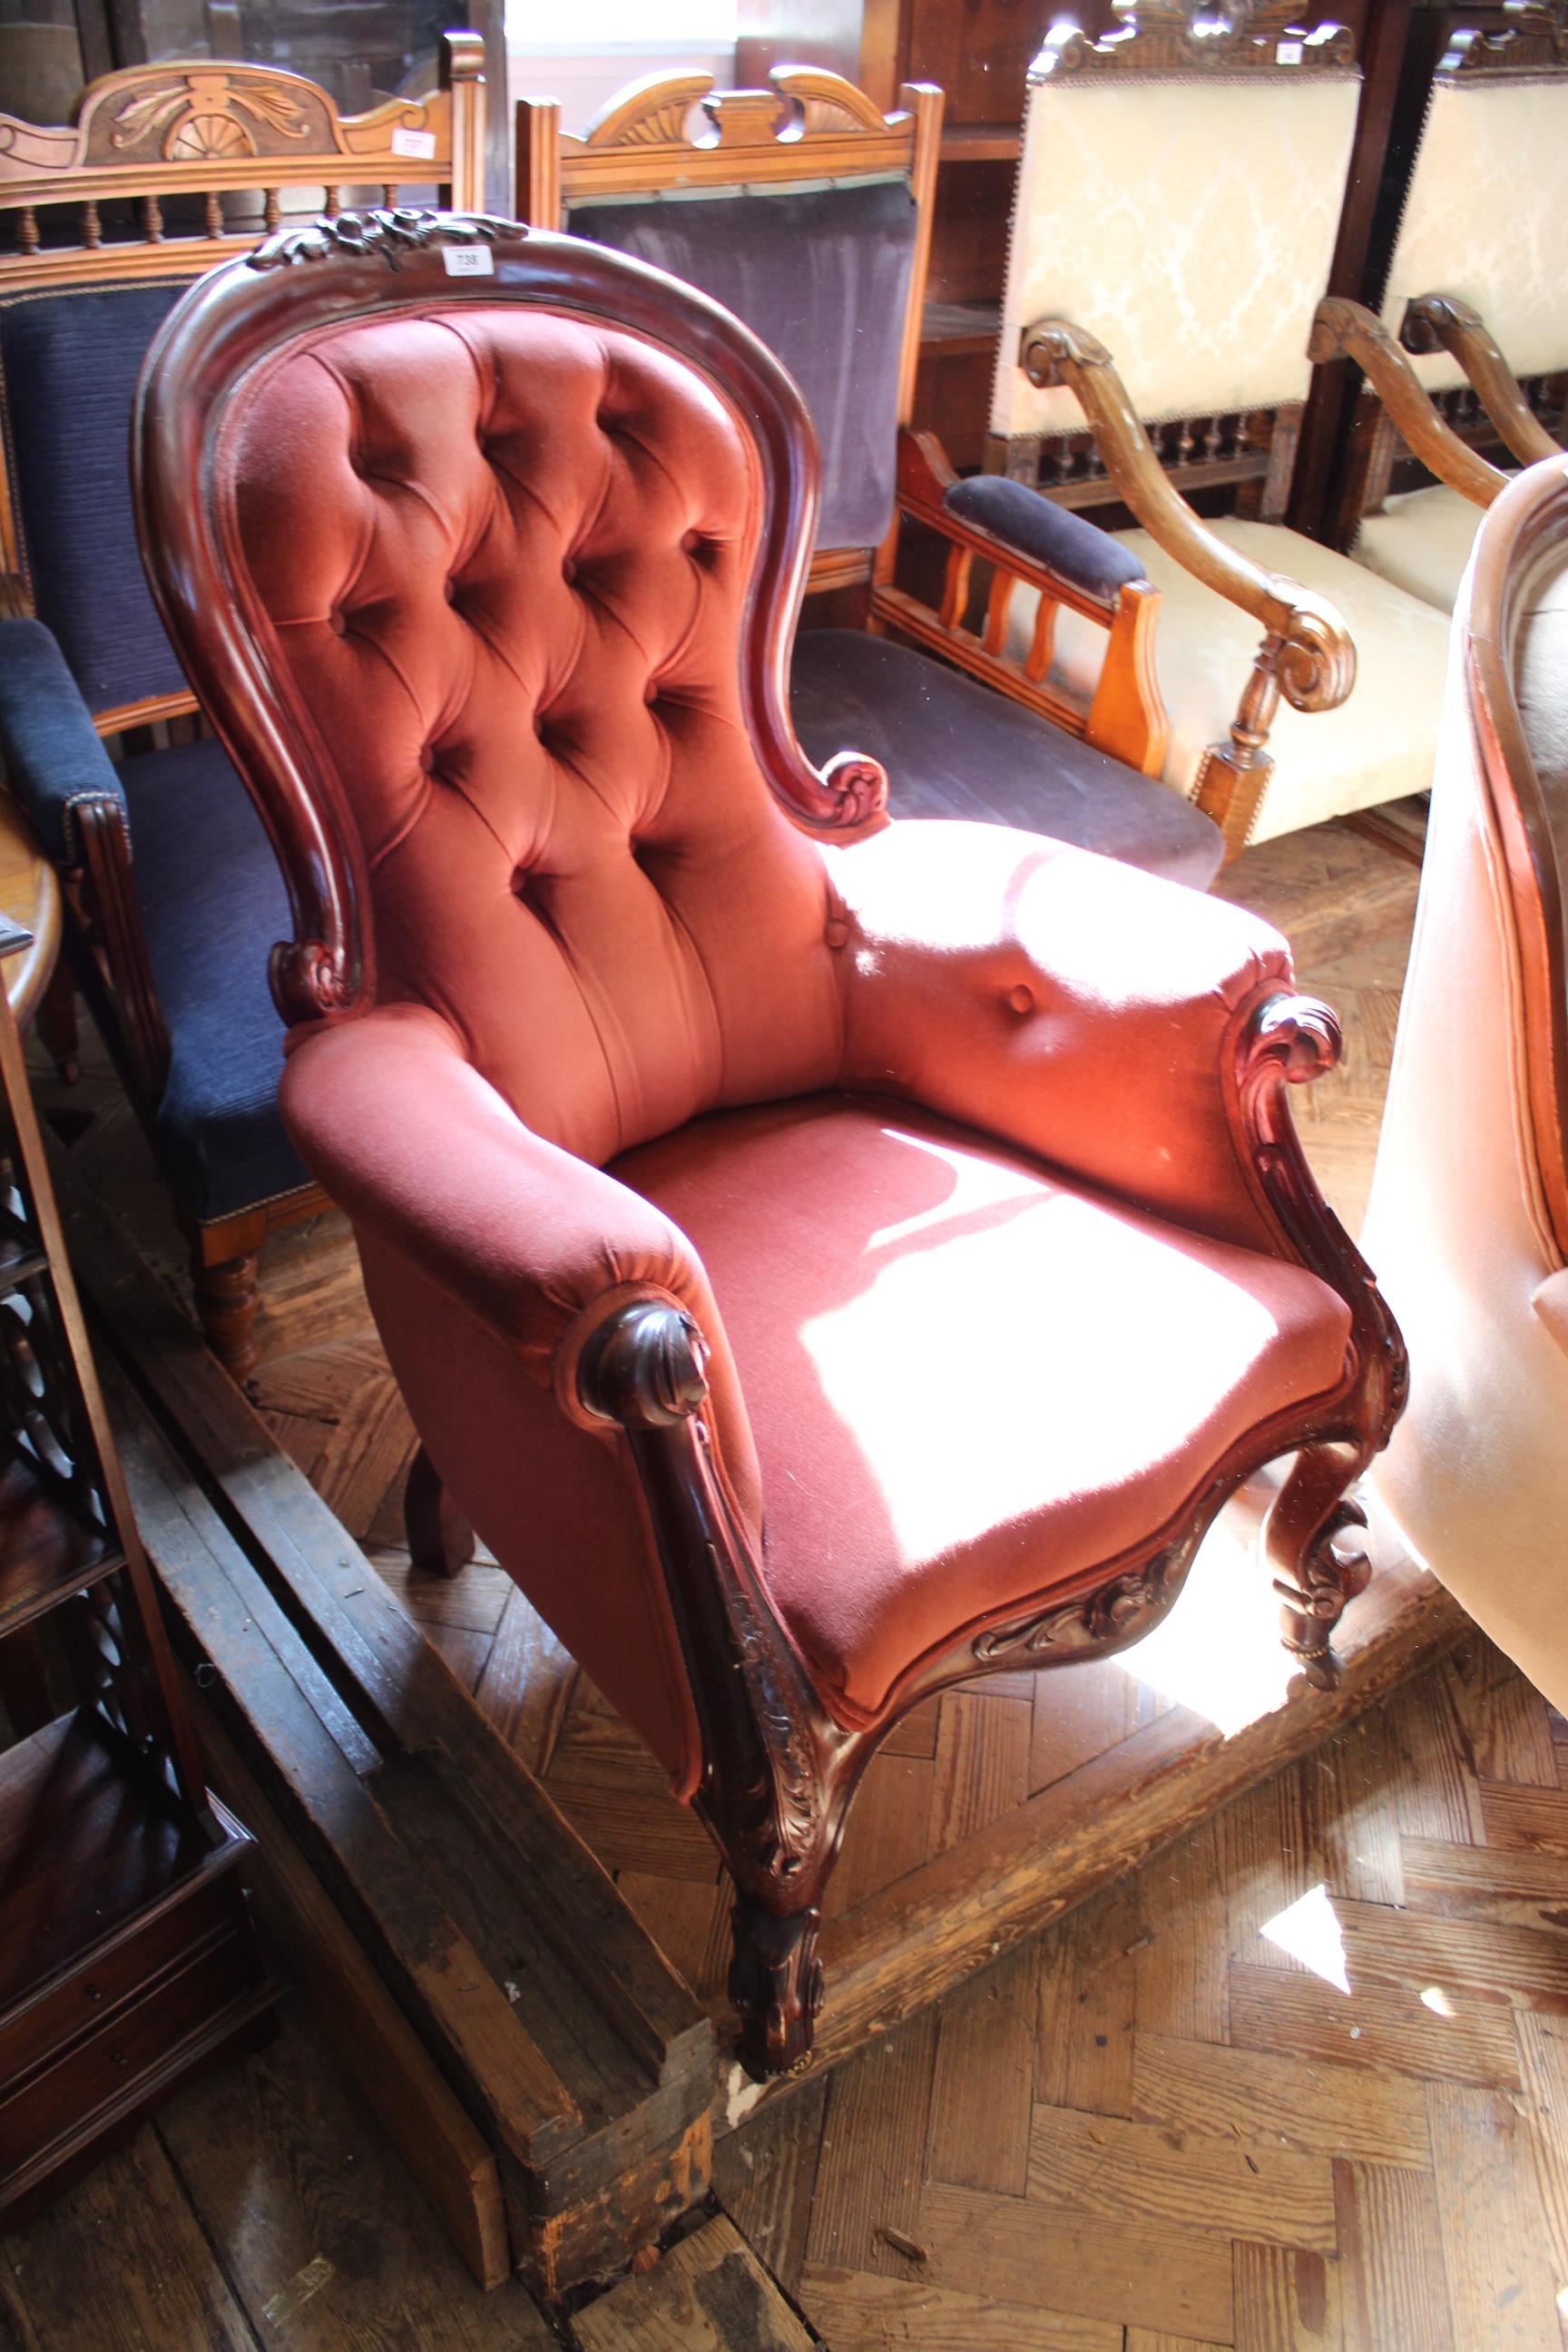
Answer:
[
  {"xmin": 1236, "ymin": 990, "xmax": 1408, "ymax": 1685},
  {"xmin": 1308, "ymin": 298, "xmax": 1505, "ymax": 506},
  {"xmin": 577, "ymin": 1298, "xmax": 854, "ymax": 2076},
  {"xmin": 1401, "ymin": 293, "xmax": 1562, "ymax": 469},
  {"xmin": 1020, "ymin": 318, "xmax": 1357, "ymax": 853}
]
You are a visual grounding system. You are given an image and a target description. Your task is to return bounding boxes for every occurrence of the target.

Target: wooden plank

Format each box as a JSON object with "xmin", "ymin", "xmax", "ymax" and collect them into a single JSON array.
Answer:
[
  {"xmin": 916, "ymin": 2180, "xmax": 1235, "ymax": 2343},
  {"xmin": 829, "ymin": 1750, "xmax": 936, "ymax": 1916},
  {"xmin": 1400, "ymin": 1832, "xmax": 1568, "ymax": 1934},
  {"xmin": 0, "ymin": 2127, "xmax": 258, "ymax": 2352},
  {"xmin": 1222, "ymin": 1771, "xmax": 1318, "ymax": 1973},
  {"xmin": 1514, "ymin": 2014, "xmax": 1568, "ymax": 2296},
  {"xmin": 711, "ymin": 2074, "xmax": 828, "ymax": 2298},
  {"xmin": 1028, "ymin": 1658, "xmax": 1129, "ymax": 1794},
  {"xmin": 571, "ymin": 2216, "xmax": 812, "ymax": 2352},
  {"xmin": 1301, "ymin": 1715, "xmax": 1405, "ymax": 1909},
  {"xmin": 1333, "ymin": 2160, "xmax": 1455, "ymax": 2352},
  {"xmin": 926, "ymin": 1691, "xmax": 1031, "ymax": 1855},
  {"xmin": 157, "ymin": 2004, "xmax": 553, "ymax": 2348},
  {"xmin": 1385, "ymin": 1676, "xmax": 1484, "ymax": 1846},
  {"xmin": 1425, "ymin": 2082, "xmax": 1566, "ymax": 2350},
  {"xmin": 474, "ymin": 1583, "xmax": 576, "ymax": 1776},
  {"xmin": 1132, "ymin": 2034, "xmax": 1430, "ymax": 2168},
  {"xmin": 1481, "ymin": 1782, "xmax": 1568, "ymax": 1854},
  {"xmin": 1335, "ymin": 1895, "xmax": 1568, "ymax": 2015},
  {"xmin": 1229, "ymin": 1962, "xmax": 1522, "ymax": 2090},
  {"xmin": 800, "ymin": 2268, "xmax": 1122, "ymax": 2349},
  {"xmin": 59, "ymin": 1165, "xmax": 709, "ymax": 2092},
  {"xmin": 191, "ymin": 1694, "xmax": 511, "ymax": 2291},
  {"xmin": 1446, "ymin": 1637, "xmax": 1559, "ymax": 1789},
  {"xmin": 1134, "ymin": 1817, "xmax": 1228, "ymax": 2044},
  {"xmin": 1034, "ymin": 1874, "xmax": 1138, "ymax": 2118},
  {"xmin": 804, "ymin": 2011, "xmax": 938, "ymax": 2279},
  {"xmin": 1026, "ymin": 2105, "xmax": 1338, "ymax": 2253},
  {"xmin": 925, "ymin": 1942, "xmax": 1035, "ymax": 2194},
  {"xmin": 1232, "ymin": 2242, "xmax": 1341, "ymax": 2352}
]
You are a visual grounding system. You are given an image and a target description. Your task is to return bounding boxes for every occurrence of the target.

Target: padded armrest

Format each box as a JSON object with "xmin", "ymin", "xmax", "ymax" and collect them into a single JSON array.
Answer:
[
  {"xmin": 280, "ymin": 1003, "xmax": 758, "ymax": 1450},
  {"xmin": 943, "ymin": 475, "xmax": 1148, "ymax": 604},
  {"xmin": 0, "ymin": 617, "xmax": 127, "ymax": 866},
  {"xmin": 828, "ymin": 819, "xmax": 1295, "ymax": 1255}
]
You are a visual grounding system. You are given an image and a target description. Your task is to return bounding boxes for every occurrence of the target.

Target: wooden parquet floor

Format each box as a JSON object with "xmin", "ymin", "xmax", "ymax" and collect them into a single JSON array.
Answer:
[{"xmin": 28, "ymin": 807, "xmax": 1568, "ymax": 2347}]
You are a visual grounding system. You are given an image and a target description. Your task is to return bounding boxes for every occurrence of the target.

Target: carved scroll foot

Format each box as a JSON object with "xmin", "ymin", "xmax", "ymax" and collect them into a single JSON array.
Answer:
[
  {"xmin": 729, "ymin": 1896, "xmax": 824, "ymax": 2076},
  {"xmin": 405, "ymin": 1442, "xmax": 475, "ymax": 1579},
  {"xmin": 1265, "ymin": 1444, "xmax": 1371, "ymax": 1685}
]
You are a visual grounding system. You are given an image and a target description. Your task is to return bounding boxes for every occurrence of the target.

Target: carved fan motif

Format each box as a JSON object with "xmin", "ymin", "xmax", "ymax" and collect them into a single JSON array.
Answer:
[
  {"xmin": 110, "ymin": 73, "xmax": 308, "ymax": 161},
  {"xmin": 168, "ymin": 114, "xmax": 254, "ymax": 162}
]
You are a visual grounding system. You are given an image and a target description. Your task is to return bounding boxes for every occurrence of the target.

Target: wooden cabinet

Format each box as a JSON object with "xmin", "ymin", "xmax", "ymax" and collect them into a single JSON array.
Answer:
[{"xmin": 0, "ymin": 907, "xmax": 273, "ymax": 2227}]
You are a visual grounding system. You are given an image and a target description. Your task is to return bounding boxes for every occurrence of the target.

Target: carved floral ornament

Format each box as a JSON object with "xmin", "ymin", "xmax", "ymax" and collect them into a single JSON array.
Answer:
[
  {"xmin": 251, "ymin": 208, "xmax": 505, "ymax": 272},
  {"xmin": 1440, "ymin": 0, "xmax": 1568, "ymax": 78},
  {"xmin": 1034, "ymin": 0, "xmax": 1356, "ymax": 81},
  {"xmin": 110, "ymin": 73, "xmax": 309, "ymax": 161}
]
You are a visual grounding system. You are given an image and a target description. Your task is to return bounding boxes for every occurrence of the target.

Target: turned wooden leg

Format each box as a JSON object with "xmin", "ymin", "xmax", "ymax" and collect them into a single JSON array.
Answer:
[
  {"xmin": 1264, "ymin": 1441, "xmax": 1372, "ymax": 1690},
  {"xmin": 35, "ymin": 964, "xmax": 80, "ymax": 1084},
  {"xmin": 729, "ymin": 1897, "xmax": 825, "ymax": 2077},
  {"xmin": 193, "ymin": 1250, "xmax": 260, "ymax": 1380},
  {"xmin": 405, "ymin": 1443, "xmax": 475, "ymax": 1580},
  {"xmin": 1192, "ymin": 639, "xmax": 1282, "ymax": 858}
]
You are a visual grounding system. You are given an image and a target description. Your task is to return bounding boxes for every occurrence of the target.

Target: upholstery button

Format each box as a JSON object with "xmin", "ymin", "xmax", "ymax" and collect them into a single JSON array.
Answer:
[
  {"xmin": 444, "ymin": 578, "xmax": 457, "ymax": 604},
  {"xmin": 1008, "ymin": 983, "xmax": 1034, "ymax": 1016},
  {"xmin": 418, "ymin": 746, "xmax": 436, "ymax": 776},
  {"xmin": 824, "ymin": 918, "xmax": 848, "ymax": 950},
  {"xmin": 644, "ymin": 681, "xmax": 661, "ymax": 708},
  {"xmin": 328, "ymin": 608, "xmax": 348, "ymax": 637},
  {"xmin": 562, "ymin": 554, "xmax": 578, "ymax": 585},
  {"xmin": 681, "ymin": 529, "xmax": 702, "ymax": 555}
]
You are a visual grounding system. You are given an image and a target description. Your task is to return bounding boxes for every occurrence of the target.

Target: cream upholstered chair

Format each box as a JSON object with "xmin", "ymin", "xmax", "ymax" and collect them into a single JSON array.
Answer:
[
  {"xmin": 1321, "ymin": 8, "xmax": 1568, "ymax": 615},
  {"xmin": 988, "ymin": 0, "xmax": 1453, "ymax": 855},
  {"xmin": 1362, "ymin": 453, "xmax": 1568, "ymax": 1710}
]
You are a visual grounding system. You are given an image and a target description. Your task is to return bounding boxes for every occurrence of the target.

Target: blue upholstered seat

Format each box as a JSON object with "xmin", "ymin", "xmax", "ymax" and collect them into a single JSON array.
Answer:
[{"xmin": 119, "ymin": 736, "xmax": 307, "ymax": 1220}]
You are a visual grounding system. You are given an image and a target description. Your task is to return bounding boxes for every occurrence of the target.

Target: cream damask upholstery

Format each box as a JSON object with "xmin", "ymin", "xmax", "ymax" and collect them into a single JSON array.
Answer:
[
  {"xmin": 1379, "ymin": 78, "xmax": 1568, "ymax": 396},
  {"xmin": 992, "ymin": 74, "xmax": 1362, "ymax": 443},
  {"xmin": 1352, "ymin": 485, "xmax": 1482, "ymax": 613},
  {"xmin": 1346, "ymin": 70, "xmax": 1568, "ymax": 613},
  {"xmin": 1363, "ymin": 458, "xmax": 1568, "ymax": 1711},
  {"xmin": 1047, "ymin": 520, "xmax": 1451, "ymax": 840}
]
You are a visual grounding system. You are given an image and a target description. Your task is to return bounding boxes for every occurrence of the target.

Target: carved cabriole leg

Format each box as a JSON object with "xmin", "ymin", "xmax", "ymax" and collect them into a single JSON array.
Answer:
[
  {"xmin": 1191, "ymin": 636, "xmax": 1283, "ymax": 858},
  {"xmin": 405, "ymin": 1441, "xmax": 476, "ymax": 1579},
  {"xmin": 1266, "ymin": 1441, "xmax": 1372, "ymax": 1690},
  {"xmin": 578, "ymin": 1299, "xmax": 855, "ymax": 2074},
  {"xmin": 1236, "ymin": 993, "xmax": 1409, "ymax": 1681}
]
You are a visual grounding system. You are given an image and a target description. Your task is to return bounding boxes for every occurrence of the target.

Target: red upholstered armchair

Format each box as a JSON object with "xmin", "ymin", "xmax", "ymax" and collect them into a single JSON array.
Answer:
[{"xmin": 133, "ymin": 209, "xmax": 1406, "ymax": 2072}]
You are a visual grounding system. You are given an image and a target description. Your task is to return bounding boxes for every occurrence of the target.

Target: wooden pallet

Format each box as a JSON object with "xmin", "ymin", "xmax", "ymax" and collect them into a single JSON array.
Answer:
[{"xmin": 56, "ymin": 1157, "xmax": 715, "ymax": 2300}]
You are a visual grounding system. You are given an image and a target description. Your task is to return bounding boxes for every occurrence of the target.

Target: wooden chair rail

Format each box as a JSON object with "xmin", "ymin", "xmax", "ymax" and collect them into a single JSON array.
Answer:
[
  {"xmin": 1402, "ymin": 293, "xmax": 1563, "ymax": 470},
  {"xmin": 876, "ymin": 426, "xmax": 1168, "ymax": 777},
  {"xmin": 1308, "ymin": 299, "xmax": 1506, "ymax": 508}
]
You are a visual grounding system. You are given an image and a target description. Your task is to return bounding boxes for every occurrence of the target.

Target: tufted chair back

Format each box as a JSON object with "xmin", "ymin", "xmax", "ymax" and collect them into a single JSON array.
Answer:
[{"xmin": 141, "ymin": 217, "xmax": 881, "ymax": 1167}]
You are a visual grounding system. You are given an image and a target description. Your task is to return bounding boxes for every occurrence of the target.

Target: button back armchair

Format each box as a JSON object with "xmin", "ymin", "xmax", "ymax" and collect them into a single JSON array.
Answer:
[
  {"xmin": 516, "ymin": 65, "xmax": 1221, "ymax": 888},
  {"xmin": 134, "ymin": 210, "xmax": 1405, "ymax": 2071},
  {"xmin": 0, "ymin": 39, "xmax": 483, "ymax": 1375}
]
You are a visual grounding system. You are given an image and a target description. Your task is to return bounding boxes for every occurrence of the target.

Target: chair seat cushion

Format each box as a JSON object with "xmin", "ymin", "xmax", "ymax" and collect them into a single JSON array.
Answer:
[
  {"xmin": 1041, "ymin": 520, "xmax": 1453, "ymax": 842},
  {"xmin": 1353, "ymin": 484, "xmax": 1481, "ymax": 614},
  {"xmin": 613, "ymin": 1093, "xmax": 1351, "ymax": 1722},
  {"xmin": 119, "ymin": 735, "xmax": 308, "ymax": 1222},
  {"xmin": 790, "ymin": 629, "xmax": 1224, "ymax": 891}
]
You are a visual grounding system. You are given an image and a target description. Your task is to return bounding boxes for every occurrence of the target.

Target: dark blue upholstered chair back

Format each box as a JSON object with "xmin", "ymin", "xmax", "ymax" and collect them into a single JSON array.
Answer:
[
  {"xmin": 0, "ymin": 279, "xmax": 188, "ymax": 716},
  {"xmin": 567, "ymin": 180, "xmax": 917, "ymax": 554}
]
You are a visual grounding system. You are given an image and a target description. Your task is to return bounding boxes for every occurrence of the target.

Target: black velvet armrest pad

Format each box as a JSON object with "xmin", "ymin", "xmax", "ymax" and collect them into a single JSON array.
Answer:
[
  {"xmin": 0, "ymin": 617, "xmax": 126, "ymax": 865},
  {"xmin": 944, "ymin": 475, "xmax": 1148, "ymax": 603}
]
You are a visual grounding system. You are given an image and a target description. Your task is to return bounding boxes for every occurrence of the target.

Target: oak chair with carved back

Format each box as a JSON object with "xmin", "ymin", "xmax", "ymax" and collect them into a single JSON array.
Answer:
[
  {"xmin": 515, "ymin": 66, "xmax": 1224, "ymax": 889},
  {"xmin": 133, "ymin": 207, "xmax": 1404, "ymax": 2071},
  {"xmin": 987, "ymin": 0, "xmax": 1459, "ymax": 857},
  {"xmin": 1309, "ymin": 2, "xmax": 1568, "ymax": 614},
  {"xmin": 0, "ymin": 35, "xmax": 484, "ymax": 1375}
]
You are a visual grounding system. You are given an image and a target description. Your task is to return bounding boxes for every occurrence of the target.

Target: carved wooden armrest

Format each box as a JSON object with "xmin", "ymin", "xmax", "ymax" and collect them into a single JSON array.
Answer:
[
  {"xmin": 1018, "ymin": 318, "xmax": 1357, "ymax": 855},
  {"xmin": 1401, "ymin": 293, "xmax": 1562, "ymax": 469},
  {"xmin": 872, "ymin": 426, "xmax": 1167, "ymax": 776},
  {"xmin": 1308, "ymin": 298, "xmax": 1505, "ymax": 506}
]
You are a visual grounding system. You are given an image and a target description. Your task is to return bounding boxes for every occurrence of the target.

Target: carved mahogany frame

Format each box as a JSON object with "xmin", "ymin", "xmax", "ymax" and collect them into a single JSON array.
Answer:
[
  {"xmin": 134, "ymin": 211, "xmax": 1405, "ymax": 2071},
  {"xmin": 0, "ymin": 39, "xmax": 485, "ymax": 1374}
]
